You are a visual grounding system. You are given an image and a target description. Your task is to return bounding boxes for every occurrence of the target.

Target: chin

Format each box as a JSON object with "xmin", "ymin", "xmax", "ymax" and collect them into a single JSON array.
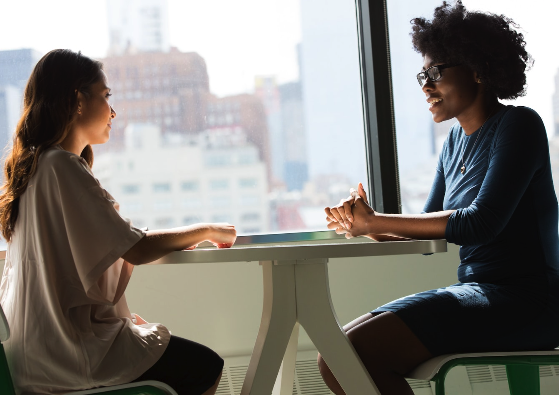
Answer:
[{"xmin": 432, "ymin": 112, "xmax": 453, "ymax": 124}]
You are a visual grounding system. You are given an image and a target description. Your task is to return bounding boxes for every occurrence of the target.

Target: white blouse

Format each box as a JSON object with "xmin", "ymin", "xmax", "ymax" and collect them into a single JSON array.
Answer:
[{"xmin": 0, "ymin": 146, "xmax": 170, "ymax": 394}]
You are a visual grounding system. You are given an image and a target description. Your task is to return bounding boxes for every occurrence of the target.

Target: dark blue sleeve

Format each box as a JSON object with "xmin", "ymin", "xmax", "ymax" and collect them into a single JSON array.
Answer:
[
  {"xmin": 445, "ymin": 108, "xmax": 546, "ymax": 246},
  {"xmin": 422, "ymin": 155, "xmax": 445, "ymax": 213}
]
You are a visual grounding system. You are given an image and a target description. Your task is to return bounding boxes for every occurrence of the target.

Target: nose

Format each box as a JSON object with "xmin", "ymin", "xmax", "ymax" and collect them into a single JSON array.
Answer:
[
  {"xmin": 422, "ymin": 79, "xmax": 435, "ymax": 94},
  {"xmin": 110, "ymin": 105, "xmax": 117, "ymax": 119}
]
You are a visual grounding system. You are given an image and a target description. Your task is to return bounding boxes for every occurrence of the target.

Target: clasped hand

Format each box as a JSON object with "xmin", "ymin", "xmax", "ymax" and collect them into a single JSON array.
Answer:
[{"xmin": 324, "ymin": 182, "xmax": 377, "ymax": 239}]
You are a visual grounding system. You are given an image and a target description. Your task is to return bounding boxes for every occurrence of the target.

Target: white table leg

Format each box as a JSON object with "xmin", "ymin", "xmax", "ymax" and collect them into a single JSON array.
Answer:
[
  {"xmin": 272, "ymin": 322, "xmax": 299, "ymax": 395},
  {"xmin": 241, "ymin": 262, "xmax": 298, "ymax": 395},
  {"xmin": 295, "ymin": 262, "xmax": 381, "ymax": 395}
]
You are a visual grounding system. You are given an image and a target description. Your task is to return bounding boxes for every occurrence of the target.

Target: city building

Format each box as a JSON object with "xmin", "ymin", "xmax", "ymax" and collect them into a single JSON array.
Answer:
[
  {"xmin": 0, "ymin": 86, "xmax": 20, "ymax": 153},
  {"xmin": 101, "ymin": 48, "xmax": 211, "ymax": 149},
  {"xmin": 0, "ymin": 49, "xmax": 42, "ymax": 151},
  {"xmin": 94, "ymin": 123, "xmax": 269, "ymax": 234},
  {"xmin": 107, "ymin": 0, "xmax": 170, "ymax": 55},
  {"xmin": 0, "ymin": 48, "xmax": 42, "ymax": 90},
  {"xmin": 279, "ymin": 81, "xmax": 308, "ymax": 191},
  {"xmin": 206, "ymin": 93, "xmax": 271, "ymax": 184},
  {"xmin": 254, "ymin": 76, "xmax": 284, "ymax": 184}
]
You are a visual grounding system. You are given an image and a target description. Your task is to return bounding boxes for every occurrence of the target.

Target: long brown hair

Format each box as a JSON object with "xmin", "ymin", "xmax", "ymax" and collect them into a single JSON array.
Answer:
[{"xmin": 0, "ymin": 49, "xmax": 103, "ymax": 241}]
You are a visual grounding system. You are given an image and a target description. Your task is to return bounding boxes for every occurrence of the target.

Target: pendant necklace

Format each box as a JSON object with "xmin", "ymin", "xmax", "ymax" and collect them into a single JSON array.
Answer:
[{"xmin": 459, "ymin": 109, "xmax": 496, "ymax": 175}]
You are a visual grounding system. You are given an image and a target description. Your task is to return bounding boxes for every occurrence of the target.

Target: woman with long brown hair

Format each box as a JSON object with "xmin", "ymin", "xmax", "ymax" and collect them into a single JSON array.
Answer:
[{"xmin": 0, "ymin": 49, "xmax": 236, "ymax": 395}]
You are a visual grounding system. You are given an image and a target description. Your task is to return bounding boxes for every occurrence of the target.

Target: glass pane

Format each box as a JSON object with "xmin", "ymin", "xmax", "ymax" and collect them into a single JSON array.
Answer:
[
  {"xmin": 0, "ymin": 0, "xmax": 367, "ymax": 236},
  {"xmin": 387, "ymin": 0, "xmax": 559, "ymax": 215}
]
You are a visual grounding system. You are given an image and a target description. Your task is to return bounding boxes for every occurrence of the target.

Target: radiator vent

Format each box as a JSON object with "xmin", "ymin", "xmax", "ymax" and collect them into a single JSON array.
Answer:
[
  {"xmin": 539, "ymin": 365, "xmax": 559, "ymax": 377},
  {"xmin": 215, "ymin": 358, "xmax": 435, "ymax": 394},
  {"xmin": 229, "ymin": 364, "xmax": 249, "ymax": 394},
  {"xmin": 467, "ymin": 364, "xmax": 559, "ymax": 385},
  {"xmin": 294, "ymin": 359, "xmax": 332, "ymax": 395},
  {"xmin": 405, "ymin": 378, "xmax": 433, "ymax": 389},
  {"xmin": 215, "ymin": 366, "xmax": 231, "ymax": 395}
]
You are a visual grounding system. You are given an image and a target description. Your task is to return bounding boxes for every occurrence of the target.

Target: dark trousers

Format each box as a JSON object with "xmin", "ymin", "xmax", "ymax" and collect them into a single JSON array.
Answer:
[{"xmin": 132, "ymin": 335, "xmax": 224, "ymax": 395}]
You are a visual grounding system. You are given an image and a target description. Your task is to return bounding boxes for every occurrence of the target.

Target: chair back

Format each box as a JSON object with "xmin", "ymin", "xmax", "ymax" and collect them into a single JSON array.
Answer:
[{"xmin": 0, "ymin": 303, "xmax": 15, "ymax": 395}]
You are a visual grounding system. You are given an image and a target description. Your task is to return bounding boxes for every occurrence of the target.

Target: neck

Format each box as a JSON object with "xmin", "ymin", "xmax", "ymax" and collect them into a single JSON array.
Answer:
[
  {"xmin": 59, "ymin": 129, "xmax": 87, "ymax": 156},
  {"xmin": 457, "ymin": 97, "xmax": 502, "ymax": 135}
]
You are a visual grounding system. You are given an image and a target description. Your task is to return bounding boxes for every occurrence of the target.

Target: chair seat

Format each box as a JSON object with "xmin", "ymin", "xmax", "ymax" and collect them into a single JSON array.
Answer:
[
  {"xmin": 64, "ymin": 380, "xmax": 178, "ymax": 395},
  {"xmin": 407, "ymin": 349, "xmax": 559, "ymax": 381}
]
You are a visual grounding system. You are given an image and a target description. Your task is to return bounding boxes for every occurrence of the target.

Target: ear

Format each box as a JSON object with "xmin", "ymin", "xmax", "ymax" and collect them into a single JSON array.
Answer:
[
  {"xmin": 474, "ymin": 72, "xmax": 482, "ymax": 84},
  {"xmin": 76, "ymin": 90, "xmax": 85, "ymax": 115}
]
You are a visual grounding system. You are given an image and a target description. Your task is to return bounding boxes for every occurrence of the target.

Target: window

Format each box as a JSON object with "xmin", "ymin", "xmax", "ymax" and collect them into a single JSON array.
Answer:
[
  {"xmin": 122, "ymin": 184, "xmax": 140, "ymax": 194},
  {"xmin": 239, "ymin": 178, "xmax": 258, "ymax": 188},
  {"xmin": 209, "ymin": 179, "xmax": 229, "ymax": 189},
  {"xmin": 181, "ymin": 181, "xmax": 199, "ymax": 192},
  {"xmin": 183, "ymin": 216, "xmax": 202, "ymax": 225},
  {"xmin": 241, "ymin": 212, "xmax": 260, "ymax": 222},
  {"xmin": 153, "ymin": 182, "xmax": 171, "ymax": 193},
  {"xmin": 0, "ymin": 0, "xmax": 401, "ymax": 241}
]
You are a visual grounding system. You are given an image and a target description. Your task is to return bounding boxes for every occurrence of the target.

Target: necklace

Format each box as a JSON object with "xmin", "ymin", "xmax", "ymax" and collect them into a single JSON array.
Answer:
[{"xmin": 459, "ymin": 109, "xmax": 496, "ymax": 174}]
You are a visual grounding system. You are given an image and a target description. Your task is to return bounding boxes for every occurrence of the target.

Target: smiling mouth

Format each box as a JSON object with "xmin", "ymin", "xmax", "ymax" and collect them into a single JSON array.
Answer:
[{"xmin": 429, "ymin": 98, "xmax": 443, "ymax": 108}]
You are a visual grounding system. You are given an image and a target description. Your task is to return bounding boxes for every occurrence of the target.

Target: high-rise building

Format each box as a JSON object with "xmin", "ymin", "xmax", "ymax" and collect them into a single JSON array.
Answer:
[
  {"xmin": 101, "ymin": 48, "xmax": 210, "ymax": 150},
  {"xmin": 0, "ymin": 49, "xmax": 42, "ymax": 151},
  {"xmin": 107, "ymin": 0, "xmax": 170, "ymax": 55},
  {"xmin": 0, "ymin": 49, "xmax": 42, "ymax": 90},
  {"xmin": 254, "ymin": 76, "xmax": 284, "ymax": 184},
  {"xmin": 0, "ymin": 86, "xmax": 20, "ymax": 152},
  {"xmin": 206, "ymin": 94, "xmax": 271, "ymax": 183},
  {"xmin": 279, "ymin": 81, "xmax": 308, "ymax": 191}
]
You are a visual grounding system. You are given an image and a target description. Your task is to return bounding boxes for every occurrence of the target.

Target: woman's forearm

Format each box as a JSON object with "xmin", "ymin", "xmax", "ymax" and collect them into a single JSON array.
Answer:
[
  {"xmin": 371, "ymin": 210, "xmax": 455, "ymax": 240},
  {"xmin": 122, "ymin": 224, "xmax": 213, "ymax": 265}
]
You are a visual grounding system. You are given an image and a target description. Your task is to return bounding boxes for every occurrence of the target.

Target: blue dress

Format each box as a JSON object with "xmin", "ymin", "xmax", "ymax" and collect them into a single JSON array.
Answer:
[{"xmin": 372, "ymin": 106, "xmax": 559, "ymax": 355}]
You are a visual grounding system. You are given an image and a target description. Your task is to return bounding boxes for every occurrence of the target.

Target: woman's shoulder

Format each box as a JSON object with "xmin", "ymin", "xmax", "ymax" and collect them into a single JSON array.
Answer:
[
  {"xmin": 37, "ymin": 146, "xmax": 96, "ymax": 187},
  {"xmin": 499, "ymin": 105, "xmax": 545, "ymax": 129},
  {"xmin": 40, "ymin": 146, "xmax": 92, "ymax": 175}
]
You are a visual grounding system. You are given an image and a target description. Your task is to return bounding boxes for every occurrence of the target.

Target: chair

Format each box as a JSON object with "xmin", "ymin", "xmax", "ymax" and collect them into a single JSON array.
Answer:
[
  {"xmin": 0, "ymin": 304, "xmax": 177, "ymax": 395},
  {"xmin": 407, "ymin": 349, "xmax": 559, "ymax": 395}
]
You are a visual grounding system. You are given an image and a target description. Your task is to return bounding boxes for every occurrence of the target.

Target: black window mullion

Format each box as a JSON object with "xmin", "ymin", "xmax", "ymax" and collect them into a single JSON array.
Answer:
[{"xmin": 356, "ymin": 0, "xmax": 401, "ymax": 214}]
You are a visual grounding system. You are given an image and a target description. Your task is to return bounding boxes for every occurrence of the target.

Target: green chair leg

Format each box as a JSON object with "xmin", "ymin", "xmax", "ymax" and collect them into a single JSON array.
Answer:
[{"xmin": 506, "ymin": 364, "xmax": 540, "ymax": 395}]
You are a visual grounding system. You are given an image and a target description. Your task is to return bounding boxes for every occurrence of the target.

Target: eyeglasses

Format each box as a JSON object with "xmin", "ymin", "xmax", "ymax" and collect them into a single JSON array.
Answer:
[{"xmin": 417, "ymin": 63, "xmax": 461, "ymax": 87}]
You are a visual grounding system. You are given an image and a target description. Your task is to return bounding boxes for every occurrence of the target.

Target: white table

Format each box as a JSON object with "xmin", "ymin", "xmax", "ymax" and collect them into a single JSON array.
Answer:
[{"xmin": 153, "ymin": 239, "xmax": 447, "ymax": 395}]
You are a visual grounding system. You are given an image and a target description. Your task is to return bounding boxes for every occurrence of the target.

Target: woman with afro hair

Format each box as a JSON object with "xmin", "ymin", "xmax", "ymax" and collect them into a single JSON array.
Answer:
[{"xmin": 321, "ymin": 1, "xmax": 559, "ymax": 394}]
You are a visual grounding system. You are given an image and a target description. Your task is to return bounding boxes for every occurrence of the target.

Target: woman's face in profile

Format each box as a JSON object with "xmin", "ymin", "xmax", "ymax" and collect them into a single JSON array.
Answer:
[
  {"xmin": 421, "ymin": 54, "xmax": 479, "ymax": 124},
  {"xmin": 75, "ymin": 72, "xmax": 115, "ymax": 145}
]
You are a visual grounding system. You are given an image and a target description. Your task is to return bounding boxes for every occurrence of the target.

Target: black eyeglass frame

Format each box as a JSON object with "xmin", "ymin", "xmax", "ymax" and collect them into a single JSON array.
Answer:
[{"xmin": 416, "ymin": 63, "xmax": 461, "ymax": 87}]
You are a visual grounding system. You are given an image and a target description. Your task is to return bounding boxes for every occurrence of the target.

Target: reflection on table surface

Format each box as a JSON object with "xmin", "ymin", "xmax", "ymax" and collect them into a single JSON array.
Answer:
[{"xmin": 152, "ymin": 239, "xmax": 447, "ymax": 265}]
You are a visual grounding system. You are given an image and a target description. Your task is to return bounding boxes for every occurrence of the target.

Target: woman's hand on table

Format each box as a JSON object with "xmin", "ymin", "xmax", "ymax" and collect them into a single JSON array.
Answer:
[
  {"xmin": 325, "ymin": 183, "xmax": 378, "ymax": 238},
  {"xmin": 325, "ymin": 182, "xmax": 369, "ymax": 229},
  {"xmin": 207, "ymin": 223, "xmax": 237, "ymax": 248}
]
